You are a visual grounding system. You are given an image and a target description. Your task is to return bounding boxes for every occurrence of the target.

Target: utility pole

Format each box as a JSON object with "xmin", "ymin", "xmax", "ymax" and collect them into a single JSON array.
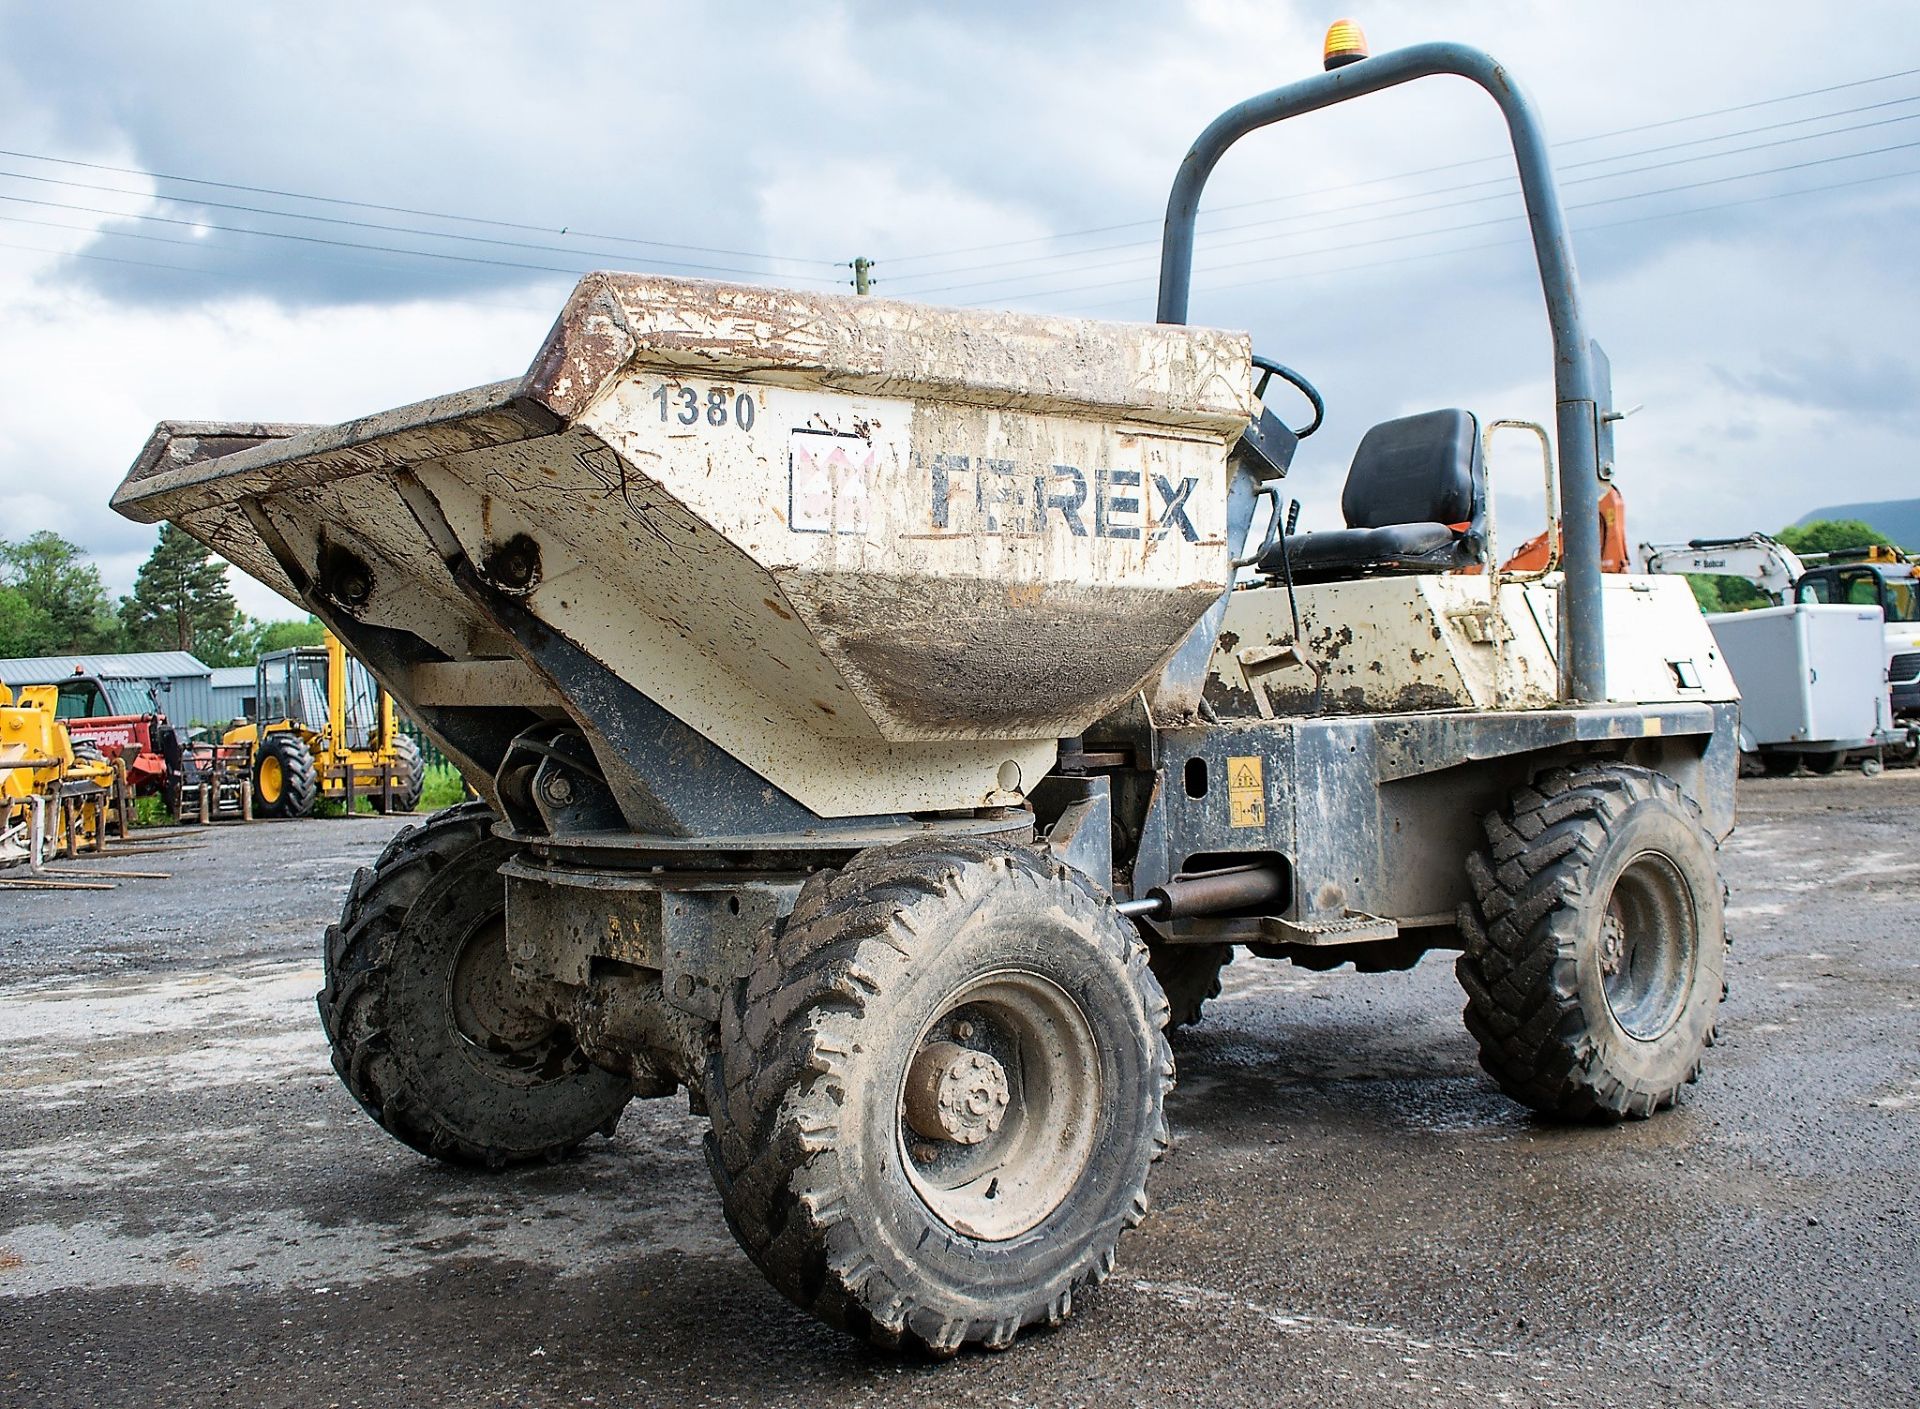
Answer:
[{"xmin": 851, "ymin": 257, "xmax": 873, "ymax": 295}]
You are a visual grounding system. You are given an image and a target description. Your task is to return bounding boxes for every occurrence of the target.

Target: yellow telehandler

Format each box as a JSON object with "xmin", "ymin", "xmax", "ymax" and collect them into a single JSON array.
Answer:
[
  {"xmin": 1, "ymin": 684, "xmax": 126, "ymax": 865},
  {"xmin": 225, "ymin": 632, "xmax": 423, "ymax": 818}
]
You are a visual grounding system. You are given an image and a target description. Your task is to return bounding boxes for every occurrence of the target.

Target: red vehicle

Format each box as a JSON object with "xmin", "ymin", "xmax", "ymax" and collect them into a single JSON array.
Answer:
[
  {"xmin": 43, "ymin": 671, "xmax": 181, "ymax": 802},
  {"xmin": 43, "ymin": 670, "xmax": 255, "ymax": 820}
]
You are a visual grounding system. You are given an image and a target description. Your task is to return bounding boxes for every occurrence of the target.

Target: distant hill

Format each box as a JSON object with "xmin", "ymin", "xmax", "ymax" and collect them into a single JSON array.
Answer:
[{"xmin": 1794, "ymin": 498, "xmax": 1920, "ymax": 550}]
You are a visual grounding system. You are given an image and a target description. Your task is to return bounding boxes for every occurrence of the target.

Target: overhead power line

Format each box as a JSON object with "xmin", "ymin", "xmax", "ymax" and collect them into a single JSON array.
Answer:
[
  {"xmin": 0, "ymin": 145, "xmax": 841, "ymax": 270},
  {"xmin": 907, "ymin": 119, "xmax": 1920, "ymax": 300},
  {"xmin": 876, "ymin": 62, "xmax": 1920, "ymax": 272},
  {"xmin": 1109, "ymin": 161, "xmax": 1920, "ymax": 313},
  {"xmin": 881, "ymin": 92, "xmax": 1920, "ymax": 289},
  {"xmin": 0, "ymin": 166, "xmax": 838, "ymax": 283},
  {"xmin": 12, "ymin": 158, "xmax": 1903, "ymax": 321},
  {"xmin": 0, "ymin": 191, "xmax": 635, "ymax": 279},
  {"xmin": 954, "ymin": 140, "xmax": 1920, "ymax": 309},
  {"xmin": 7, "ymin": 60, "xmax": 1915, "ymax": 310},
  {"xmin": 0, "ymin": 186, "xmax": 852, "ymax": 287},
  {"xmin": 0, "ymin": 232, "xmax": 605, "ymax": 332},
  {"xmin": 0, "ymin": 209, "xmax": 576, "ymax": 289},
  {"xmin": 0, "ymin": 234, "xmax": 222, "ymax": 278}
]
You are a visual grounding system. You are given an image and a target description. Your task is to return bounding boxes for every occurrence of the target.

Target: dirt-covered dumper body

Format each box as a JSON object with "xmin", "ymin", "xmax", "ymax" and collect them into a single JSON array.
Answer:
[{"xmin": 117, "ymin": 41, "xmax": 1739, "ymax": 1357}]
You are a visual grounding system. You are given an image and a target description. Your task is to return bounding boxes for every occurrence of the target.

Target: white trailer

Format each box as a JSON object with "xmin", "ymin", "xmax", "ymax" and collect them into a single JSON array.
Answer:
[
  {"xmin": 1641, "ymin": 535, "xmax": 1916, "ymax": 774},
  {"xmin": 1706, "ymin": 603, "xmax": 1889, "ymax": 774}
]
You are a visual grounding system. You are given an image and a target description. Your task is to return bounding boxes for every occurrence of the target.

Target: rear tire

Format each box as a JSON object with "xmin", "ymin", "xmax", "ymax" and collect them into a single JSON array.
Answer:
[
  {"xmin": 372, "ymin": 733, "xmax": 426, "ymax": 813},
  {"xmin": 1457, "ymin": 764, "xmax": 1727, "ymax": 1121},
  {"xmin": 706, "ymin": 837, "xmax": 1173, "ymax": 1354},
  {"xmin": 254, "ymin": 733, "xmax": 318, "ymax": 818},
  {"xmin": 1148, "ymin": 942, "xmax": 1232, "ymax": 1030},
  {"xmin": 1804, "ymin": 752, "xmax": 1843, "ymax": 776},
  {"xmin": 317, "ymin": 802, "xmax": 632, "ymax": 1166},
  {"xmin": 1760, "ymin": 752, "xmax": 1799, "ymax": 777}
]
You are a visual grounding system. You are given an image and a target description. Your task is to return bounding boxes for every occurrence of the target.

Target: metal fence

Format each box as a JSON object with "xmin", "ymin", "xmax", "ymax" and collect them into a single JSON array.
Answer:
[{"xmin": 397, "ymin": 717, "xmax": 472, "ymax": 807}]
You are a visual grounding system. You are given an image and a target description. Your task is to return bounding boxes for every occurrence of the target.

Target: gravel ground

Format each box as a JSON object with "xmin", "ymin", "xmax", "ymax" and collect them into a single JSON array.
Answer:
[{"xmin": 2, "ymin": 779, "xmax": 1916, "ymax": 1408}]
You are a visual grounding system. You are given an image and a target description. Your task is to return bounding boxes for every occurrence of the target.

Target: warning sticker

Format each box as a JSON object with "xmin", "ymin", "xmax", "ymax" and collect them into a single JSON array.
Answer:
[{"xmin": 1226, "ymin": 754, "xmax": 1266, "ymax": 829}]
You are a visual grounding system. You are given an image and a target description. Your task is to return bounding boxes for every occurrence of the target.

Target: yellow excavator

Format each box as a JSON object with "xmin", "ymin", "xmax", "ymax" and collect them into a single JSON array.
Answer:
[
  {"xmin": 1, "ymin": 684, "xmax": 125, "ymax": 865},
  {"xmin": 224, "ymin": 632, "xmax": 424, "ymax": 818}
]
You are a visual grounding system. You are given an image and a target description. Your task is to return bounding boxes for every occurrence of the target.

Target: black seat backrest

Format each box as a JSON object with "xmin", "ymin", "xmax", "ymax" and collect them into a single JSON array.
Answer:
[{"xmin": 1341, "ymin": 408, "xmax": 1481, "ymax": 530}]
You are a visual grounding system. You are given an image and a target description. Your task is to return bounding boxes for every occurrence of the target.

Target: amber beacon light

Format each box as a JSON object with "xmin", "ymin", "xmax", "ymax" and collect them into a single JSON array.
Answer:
[{"xmin": 1323, "ymin": 18, "xmax": 1370, "ymax": 69}]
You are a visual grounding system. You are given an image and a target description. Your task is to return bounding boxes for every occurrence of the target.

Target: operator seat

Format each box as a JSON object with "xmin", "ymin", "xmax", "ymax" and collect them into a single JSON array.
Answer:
[{"xmin": 1258, "ymin": 408, "xmax": 1485, "ymax": 583}]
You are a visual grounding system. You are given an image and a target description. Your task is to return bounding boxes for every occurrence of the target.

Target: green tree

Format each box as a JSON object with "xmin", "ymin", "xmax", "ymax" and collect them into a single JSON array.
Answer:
[
  {"xmin": 1776, "ymin": 518, "xmax": 1895, "ymax": 559},
  {"xmin": 0, "ymin": 531, "xmax": 121, "ymax": 656},
  {"xmin": 1683, "ymin": 573, "xmax": 1771, "ymax": 614},
  {"xmin": 257, "ymin": 616, "xmax": 326, "ymax": 651},
  {"xmin": 119, "ymin": 524, "xmax": 239, "ymax": 661},
  {"xmin": 224, "ymin": 614, "xmax": 326, "ymax": 665},
  {"xmin": 0, "ymin": 581, "xmax": 39, "ymax": 655}
]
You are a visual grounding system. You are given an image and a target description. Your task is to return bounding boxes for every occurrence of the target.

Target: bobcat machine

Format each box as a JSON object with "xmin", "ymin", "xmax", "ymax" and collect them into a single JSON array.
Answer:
[
  {"xmin": 115, "ymin": 36, "xmax": 1738, "ymax": 1356},
  {"xmin": 224, "ymin": 630, "xmax": 425, "ymax": 817}
]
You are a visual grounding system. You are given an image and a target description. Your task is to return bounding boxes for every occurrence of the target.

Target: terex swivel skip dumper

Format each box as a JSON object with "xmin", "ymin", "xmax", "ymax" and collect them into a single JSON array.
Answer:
[{"xmin": 115, "ymin": 41, "xmax": 1738, "ymax": 1354}]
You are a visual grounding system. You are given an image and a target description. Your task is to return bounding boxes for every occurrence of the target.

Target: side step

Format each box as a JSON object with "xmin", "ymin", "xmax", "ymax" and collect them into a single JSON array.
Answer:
[{"xmin": 1257, "ymin": 912, "xmax": 1400, "ymax": 946}]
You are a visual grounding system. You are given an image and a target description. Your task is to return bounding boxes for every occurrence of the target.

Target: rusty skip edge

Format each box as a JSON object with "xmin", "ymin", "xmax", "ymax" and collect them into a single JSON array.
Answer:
[{"xmin": 112, "ymin": 272, "xmax": 1258, "ymax": 526}]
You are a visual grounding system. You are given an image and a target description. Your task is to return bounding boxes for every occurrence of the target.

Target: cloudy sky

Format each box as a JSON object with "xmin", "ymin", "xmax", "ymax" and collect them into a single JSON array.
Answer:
[{"xmin": 1, "ymin": 0, "xmax": 1916, "ymax": 618}]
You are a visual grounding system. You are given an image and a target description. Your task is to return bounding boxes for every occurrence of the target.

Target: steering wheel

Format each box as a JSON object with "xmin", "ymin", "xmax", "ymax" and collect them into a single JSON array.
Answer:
[{"xmin": 1251, "ymin": 354, "xmax": 1325, "ymax": 439}]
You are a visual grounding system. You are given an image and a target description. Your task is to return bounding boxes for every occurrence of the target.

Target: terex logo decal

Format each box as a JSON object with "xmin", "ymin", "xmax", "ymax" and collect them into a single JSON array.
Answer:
[
  {"xmin": 924, "ymin": 454, "xmax": 1198, "ymax": 542},
  {"xmin": 789, "ymin": 429, "xmax": 874, "ymax": 534}
]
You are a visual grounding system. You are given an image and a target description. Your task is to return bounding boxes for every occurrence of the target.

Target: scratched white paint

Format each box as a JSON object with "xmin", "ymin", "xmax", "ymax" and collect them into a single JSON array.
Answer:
[
  {"xmin": 112, "ymin": 275, "xmax": 1257, "ymax": 817},
  {"xmin": 1213, "ymin": 572, "xmax": 1737, "ymax": 716}
]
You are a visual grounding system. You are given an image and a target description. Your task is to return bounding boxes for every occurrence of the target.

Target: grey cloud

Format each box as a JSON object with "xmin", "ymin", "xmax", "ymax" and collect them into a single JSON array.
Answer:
[
  {"xmin": 1714, "ymin": 347, "xmax": 1920, "ymax": 424},
  {"xmin": 1, "ymin": 0, "xmax": 1917, "ymax": 567},
  {"xmin": 0, "ymin": 1, "xmax": 1180, "ymax": 309}
]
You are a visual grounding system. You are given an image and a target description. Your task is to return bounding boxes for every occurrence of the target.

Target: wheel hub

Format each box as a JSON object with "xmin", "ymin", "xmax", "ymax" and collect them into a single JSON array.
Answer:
[
  {"xmin": 450, "ymin": 916, "xmax": 562, "ymax": 1055},
  {"xmin": 1599, "ymin": 912, "xmax": 1627, "ymax": 977},
  {"xmin": 904, "ymin": 1040, "xmax": 1010, "ymax": 1145},
  {"xmin": 897, "ymin": 971, "xmax": 1101, "ymax": 1242},
  {"xmin": 1599, "ymin": 850, "xmax": 1699, "ymax": 1042}
]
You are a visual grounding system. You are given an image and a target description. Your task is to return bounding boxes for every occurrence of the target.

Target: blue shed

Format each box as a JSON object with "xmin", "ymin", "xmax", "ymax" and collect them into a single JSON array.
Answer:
[
  {"xmin": 208, "ymin": 665, "xmax": 258, "ymax": 723},
  {"xmin": 0, "ymin": 650, "xmax": 219, "ymax": 727}
]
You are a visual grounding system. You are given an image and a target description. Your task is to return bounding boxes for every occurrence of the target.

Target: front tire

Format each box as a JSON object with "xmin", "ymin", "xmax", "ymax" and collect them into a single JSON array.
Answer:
[
  {"xmin": 1457, "ymin": 765, "xmax": 1727, "ymax": 1121},
  {"xmin": 371, "ymin": 733, "xmax": 426, "ymax": 813},
  {"xmin": 254, "ymin": 732, "xmax": 318, "ymax": 818},
  {"xmin": 706, "ymin": 837, "xmax": 1173, "ymax": 1354},
  {"xmin": 317, "ymin": 802, "xmax": 632, "ymax": 1166}
]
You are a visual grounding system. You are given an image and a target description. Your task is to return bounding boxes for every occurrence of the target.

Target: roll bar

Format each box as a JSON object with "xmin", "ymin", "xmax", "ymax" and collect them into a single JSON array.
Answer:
[{"xmin": 1157, "ymin": 42, "xmax": 1607, "ymax": 704}]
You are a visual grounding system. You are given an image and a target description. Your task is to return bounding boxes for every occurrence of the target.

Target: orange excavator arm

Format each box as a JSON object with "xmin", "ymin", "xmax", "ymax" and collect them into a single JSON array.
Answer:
[{"xmin": 1489, "ymin": 485, "xmax": 1629, "ymax": 575}]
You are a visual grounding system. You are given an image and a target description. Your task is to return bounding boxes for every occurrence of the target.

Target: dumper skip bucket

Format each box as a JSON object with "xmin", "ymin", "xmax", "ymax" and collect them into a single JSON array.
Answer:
[{"xmin": 116, "ymin": 274, "xmax": 1253, "ymax": 816}]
